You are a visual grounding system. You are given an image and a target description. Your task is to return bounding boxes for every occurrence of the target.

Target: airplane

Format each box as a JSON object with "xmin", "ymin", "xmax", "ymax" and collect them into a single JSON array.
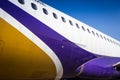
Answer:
[{"xmin": 0, "ymin": 0, "xmax": 120, "ymax": 80}]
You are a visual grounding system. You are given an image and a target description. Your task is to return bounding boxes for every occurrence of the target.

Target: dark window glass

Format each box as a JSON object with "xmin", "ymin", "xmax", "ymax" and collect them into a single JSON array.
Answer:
[
  {"xmin": 96, "ymin": 33, "xmax": 99, "ymax": 37},
  {"xmin": 104, "ymin": 36, "xmax": 106, "ymax": 40},
  {"xmin": 69, "ymin": 20, "xmax": 73, "ymax": 26},
  {"xmin": 31, "ymin": 3, "xmax": 37, "ymax": 10},
  {"xmin": 111, "ymin": 40, "xmax": 113, "ymax": 43},
  {"xmin": 117, "ymin": 43, "xmax": 119, "ymax": 46},
  {"xmin": 82, "ymin": 26, "xmax": 85, "ymax": 31},
  {"xmin": 43, "ymin": 8, "xmax": 48, "ymax": 15},
  {"xmin": 100, "ymin": 35, "xmax": 103, "ymax": 39},
  {"xmin": 76, "ymin": 23, "xmax": 80, "ymax": 28},
  {"xmin": 113, "ymin": 41, "xmax": 115, "ymax": 44},
  {"xmin": 115, "ymin": 42, "xmax": 116, "ymax": 45},
  {"xmin": 112, "ymin": 40, "xmax": 114, "ymax": 44},
  {"xmin": 61, "ymin": 17, "xmax": 66, "ymax": 22},
  {"xmin": 18, "ymin": 0, "xmax": 25, "ymax": 4},
  {"xmin": 92, "ymin": 31, "xmax": 95, "ymax": 35},
  {"xmin": 109, "ymin": 39, "xmax": 112, "ymax": 43},
  {"xmin": 53, "ymin": 13, "xmax": 58, "ymax": 19},
  {"xmin": 118, "ymin": 43, "xmax": 120, "ymax": 46},
  {"xmin": 107, "ymin": 38, "xmax": 110, "ymax": 42},
  {"xmin": 87, "ymin": 28, "xmax": 90, "ymax": 33}
]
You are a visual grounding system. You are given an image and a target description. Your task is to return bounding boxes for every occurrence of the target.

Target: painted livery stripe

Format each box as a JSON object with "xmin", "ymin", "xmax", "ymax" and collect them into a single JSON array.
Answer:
[
  {"xmin": 0, "ymin": 8, "xmax": 63, "ymax": 80},
  {"xmin": 1, "ymin": 0, "xmax": 96, "ymax": 78},
  {"xmin": 0, "ymin": 18, "xmax": 56, "ymax": 79}
]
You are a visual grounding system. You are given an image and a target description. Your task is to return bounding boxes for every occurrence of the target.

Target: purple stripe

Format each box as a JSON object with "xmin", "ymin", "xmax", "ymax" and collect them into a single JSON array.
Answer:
[{"xmin": 1, "ymin": 0, "xmax": 97, "ymax": 77}]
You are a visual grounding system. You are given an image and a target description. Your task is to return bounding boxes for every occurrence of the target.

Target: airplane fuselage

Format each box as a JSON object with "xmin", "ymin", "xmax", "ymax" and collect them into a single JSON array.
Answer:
[{"xmin": 0, "ymin": 0, "xmax": 120, "ymax": 80}]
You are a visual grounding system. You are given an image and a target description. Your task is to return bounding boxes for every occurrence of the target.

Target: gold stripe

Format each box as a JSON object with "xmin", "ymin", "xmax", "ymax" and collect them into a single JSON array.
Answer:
[{"xmin": 0, "ymin": 18, "xmax": 56, "ymax": 80}]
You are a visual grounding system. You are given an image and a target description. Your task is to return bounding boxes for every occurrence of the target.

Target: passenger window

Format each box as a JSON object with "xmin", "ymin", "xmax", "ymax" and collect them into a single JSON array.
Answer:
[
  {"xmin": 113, "ymin": 41, "xmax": 115, "ymax": 44},
  {"xmin": 61, "ymin": 17, "xmax": 66, "ymax": 22},
  {"xmin": 82, "ymin": 26, "xmax": 85, "ymax": 31},
  {"xmin": 18, "ymin": 0, "xmax": 25, "ymax": 4},
  {"xmin": 31, "ymin": 3, "xmax": 37, "ymax": 10},
  {"xmin": 69, "ymin": 20, "xmax": 73, "ymax": 26},
  {"xmin": 96, "ymin": 33, "xmax": 99, "ymax": 37},
  {"xmin": 76, "ymin": 23, "xmax": 80, "ymax": 28},
  {"xmin": 53, "ymin": 13, "xmax": 58, "ymax": 19},
  {"xmin": 107, "ymin": 38, "xmax": 110, "ymax": 42},
  {"xmin": 110, "ymin": 39, "xmax": 112, "ymax": 43},
  {"xmin": 104, "ymin": 36, "xmax": 106, "ymax": 40},
  {"xmin": 92, "ymin": 31, "xmax": 95, "ymax": 35},
  {"xmin": 100, "ymin": 35, "xmax": 103, "ymax": 39},
  {"xmin": 87, "ymin": 28, "xmax": 90, "ymax": 33},
  {"xmin": 43, "ymin": 8, "xmax": 48, "ymax": 15}
]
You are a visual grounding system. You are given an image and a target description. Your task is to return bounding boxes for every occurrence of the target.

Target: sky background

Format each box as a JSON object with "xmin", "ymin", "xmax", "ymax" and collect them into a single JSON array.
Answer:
[{"xmin": 40, "ymin": 0, "xmax": 120, "ymax": 41}]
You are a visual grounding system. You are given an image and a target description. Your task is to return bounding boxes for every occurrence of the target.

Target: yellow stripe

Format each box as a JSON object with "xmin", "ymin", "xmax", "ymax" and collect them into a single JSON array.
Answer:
[{"xmin": 0, "ymin": 18, "xmax": 56, "ymax": 79}]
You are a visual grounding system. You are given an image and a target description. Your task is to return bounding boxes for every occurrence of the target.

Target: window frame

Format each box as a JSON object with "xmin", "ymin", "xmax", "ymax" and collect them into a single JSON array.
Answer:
[
  {"xmin": 43, "ymin": 8, "xmax": 48, "ymax": 15},
  {"xmin": 75, "ymin": 23, "xmax": 80, "ymax": 28},
  {"xmin": 53, "ymin": 12, "xmax": 58, "ymax": 19},
  {"xmin": 87, "ymin": 28, "xmax": 91, "ymax": 33},
  {"xmin": 69, "ymin": 20, "xmax": 73, "ymax": 26},
  {"xmin": 18, "ymin": 0, "xmax": 25, "ymax": 4},
  {"xmin": 82, "ymin": 26, "xmax": 86, "ymax": 31},
  {"xmin": 61, "ymin": 17, "xmax": 66, "ymax": 22},
  {"xmin": 31, "ymin": 3, "xmax": 37, "ymax": 10}
]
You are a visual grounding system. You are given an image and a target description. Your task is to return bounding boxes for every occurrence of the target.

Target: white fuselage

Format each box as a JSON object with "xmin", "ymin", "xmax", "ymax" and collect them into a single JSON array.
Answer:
[{"xmin": 10, "ymin": 0, "xmax": 120, "ymax": 57}]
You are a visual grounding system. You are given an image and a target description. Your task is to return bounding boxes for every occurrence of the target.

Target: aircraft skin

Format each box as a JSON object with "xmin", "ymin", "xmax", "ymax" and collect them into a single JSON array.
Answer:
[{"xmin": 0, "ymin": 0, "xmax": 120, "ymax": 80}]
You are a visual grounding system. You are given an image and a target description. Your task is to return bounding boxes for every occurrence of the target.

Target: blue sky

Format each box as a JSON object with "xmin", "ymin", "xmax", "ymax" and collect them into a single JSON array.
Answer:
[{"xmin": 40, "ymin": 0, "xmax": 120, "ymax": 41}]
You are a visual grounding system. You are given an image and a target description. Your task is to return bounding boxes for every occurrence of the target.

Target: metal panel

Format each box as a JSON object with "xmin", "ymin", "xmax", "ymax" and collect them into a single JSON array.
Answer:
[{"xmin": 0, "ymin": 40, "xmax": 4, "ymax": 53}]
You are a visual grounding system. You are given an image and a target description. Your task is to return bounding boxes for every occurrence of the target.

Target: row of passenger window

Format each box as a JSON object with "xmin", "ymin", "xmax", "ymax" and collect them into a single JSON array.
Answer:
[{"xmin": 18, "ymin": 0, "xmax": 120, "ymax": 47}]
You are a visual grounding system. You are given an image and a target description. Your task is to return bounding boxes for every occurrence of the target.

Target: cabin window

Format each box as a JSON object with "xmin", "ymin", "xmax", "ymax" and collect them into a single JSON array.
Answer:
[
  {"xmin": 31, "ymin": 3, "xmax": 37, "ymax": 10},
  {"xmin": 107, "ymin": 38, "xmax": 110, "ymax": 42},
  {"xmin": 43, "ymin": 8, "xmax": 48, "ymax": 15},
  {"xmin": 61, "ymin": 17, "xmax": 66, "ymax": 22},
  {"xmin": 114, "ymin": 41, "xmax": 116, "ymax": 45},
  {"xmin": 118, "ymin": 43, "xmax": 120, "ymax": 46},
  {"xmin": 18, "ymin": 0, "xmax": 25, "ymax": 4},
  {"xmin": 112, "ymin": 40, "xmax": 114, "ymax": 44},
  {"xmin": 109, "ymin": 39, "xmax": 112, "ymax": 43},
  {"xmin": 53, "ymin": 13, "xmax": 58, "ymax": 19},
  {"xmin": 96, "ymin": 33, "xmax": 99, "ymax": 37},
  {"xmin": 119, "ymin": 44, "xmax": 120, "ymax": 47},
  {"xmin": 92, "ymin": 31, "xmax": 95, "ymax": 35},
  {"xmin": 110, "ymin": 39, "xmax": 112, "ymax": 43},
  {"xmin": 100, "ymin": 35, "xmax": 103, "ymax": 39},
  {"xmin": 87, "ymin": 28, "xmax": 90, "ymax": 33},
  {"xmin": 76, "ymin": 23, "xmax": 80, "ymax": 28},
  {"xmin": 110, "ymin": 39, "xmax": 113, "ymax": 43},
  {"xmin": 117, "ymin": 43, "xmax": 119, "ymax": 46},
  {"xmin": 69, "ymin": 20, "xmax": 73, "ymax": 26},
  {"xmin": 104, "ymin": 36, "xmax": 106, "ymax": 40},
  {"xmin": 82, "ymin": 26, "xmax": 85, "ymax": 31},
  {"xmin": 113, "ymin": 41, "xmax": 115, "ymax": 44}
]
